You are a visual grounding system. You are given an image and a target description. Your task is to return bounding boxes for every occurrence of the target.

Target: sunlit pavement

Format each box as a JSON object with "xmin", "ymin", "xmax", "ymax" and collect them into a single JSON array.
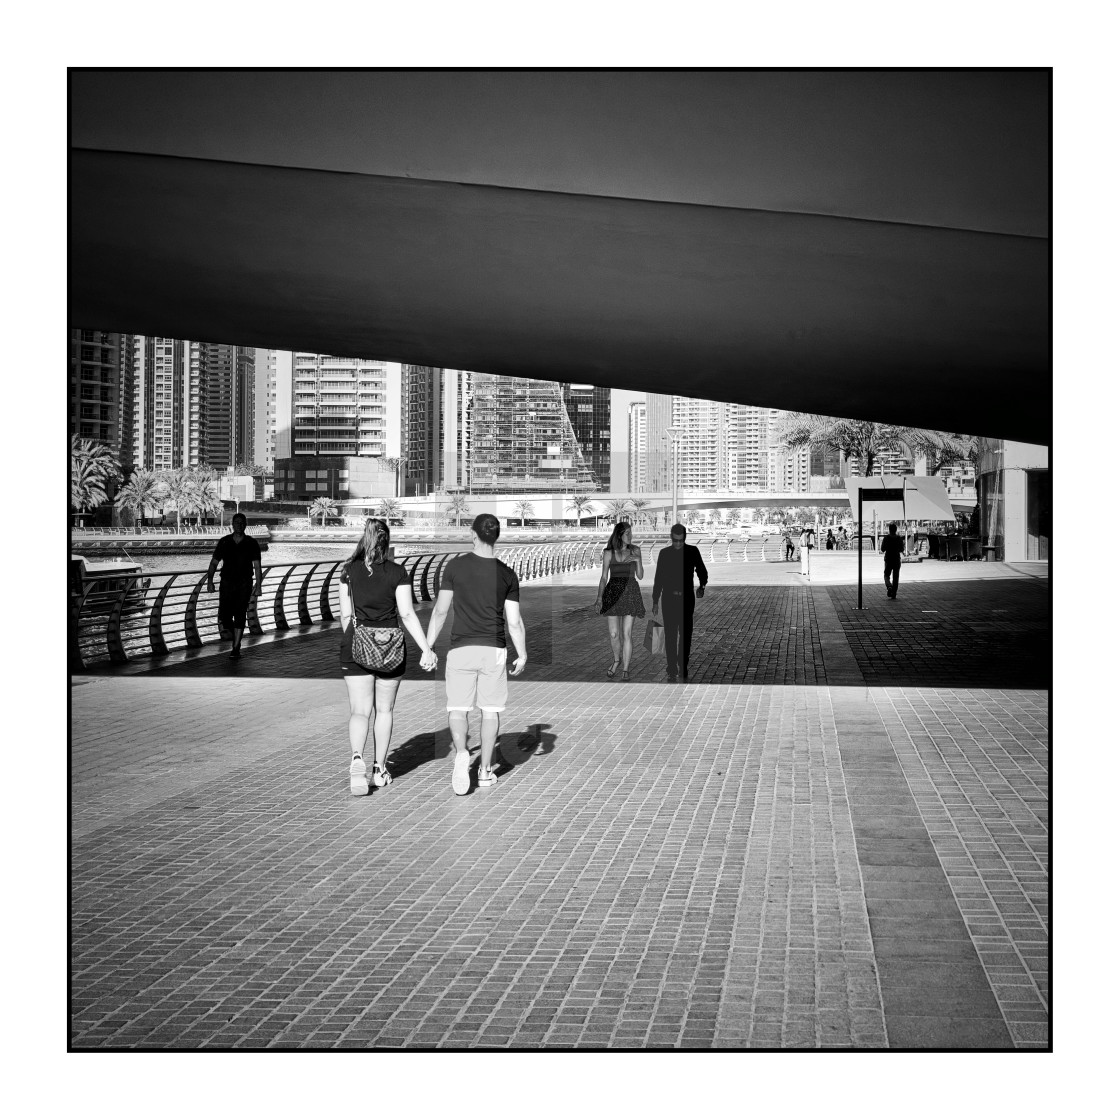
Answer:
[{"xmin": 71, "ymin": 557, "xmax": 1048, "ymax": 1048}]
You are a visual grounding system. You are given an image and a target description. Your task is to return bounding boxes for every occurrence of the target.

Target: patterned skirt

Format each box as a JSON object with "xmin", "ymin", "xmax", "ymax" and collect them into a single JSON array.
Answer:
[{"xmin": 601, "ymin": 576, "xmax": 646, "ymax": 618}]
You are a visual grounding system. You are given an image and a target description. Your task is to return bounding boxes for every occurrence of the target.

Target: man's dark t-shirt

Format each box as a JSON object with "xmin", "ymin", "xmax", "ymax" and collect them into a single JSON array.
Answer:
[
  {"xmin": 212, "ymin": 533, "xmax": 262, "ymax": 589},
  {"xmin": 652, "ymin": 543, "xmax": 709, "ymax": 609},
  {"xmin": 880, "ymin": 534, "xmax": 905, "ymax": 565},
  {"xmin": 440, "ymin": 554, "xmax": 520, "ymax": 649}
]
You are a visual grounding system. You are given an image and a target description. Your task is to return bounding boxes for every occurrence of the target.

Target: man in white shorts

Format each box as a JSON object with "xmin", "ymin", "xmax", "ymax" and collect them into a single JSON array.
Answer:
[{"xmin": 425, "ymin": 513, "xmax": 528, "ymax": 794}]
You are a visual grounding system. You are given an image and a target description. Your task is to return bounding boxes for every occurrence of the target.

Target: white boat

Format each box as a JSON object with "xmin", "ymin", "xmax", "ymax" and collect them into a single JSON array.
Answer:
[{"xmin": 71, "ymin": 555, "xmax": 151, "ymax": 593}]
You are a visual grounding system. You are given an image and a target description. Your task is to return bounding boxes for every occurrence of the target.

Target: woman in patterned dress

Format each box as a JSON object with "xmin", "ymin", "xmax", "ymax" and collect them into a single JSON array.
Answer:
[{"xmin": 594, "ymin": 522, "xmax": 646, "ymax": 682}]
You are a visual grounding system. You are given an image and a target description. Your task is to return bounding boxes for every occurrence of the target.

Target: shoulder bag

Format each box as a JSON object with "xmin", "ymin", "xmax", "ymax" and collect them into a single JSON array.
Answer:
[{"xmin": 352, "ymin": 623, "xmax": 405, "ymax": 671}]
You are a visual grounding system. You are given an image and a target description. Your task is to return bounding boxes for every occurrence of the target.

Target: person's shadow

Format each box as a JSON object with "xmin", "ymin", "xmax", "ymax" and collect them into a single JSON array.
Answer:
[
  {"xmin": 499, "ymin": 723, "xmax": 557, "ymax": 768},
  {"xmin": 384, "ymin": 722, "xmax": 558, "ymax": 781}
]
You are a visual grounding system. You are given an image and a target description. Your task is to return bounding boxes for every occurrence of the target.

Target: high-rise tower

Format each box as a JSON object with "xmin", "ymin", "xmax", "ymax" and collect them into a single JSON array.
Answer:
[
  {"xmin": 468, "ymin": 374, "xmax": 594, "ymax": 492},
  {"xmin": 628, "ymin": 400, "xmax": 647, "ymax": 492},
  {"xmin": 561, "ymin": 383, "xmax": 611, "ymax": 491},
  {"xmin": 69, "ymin": 328, "xmax": 125, "ymax": 461}
]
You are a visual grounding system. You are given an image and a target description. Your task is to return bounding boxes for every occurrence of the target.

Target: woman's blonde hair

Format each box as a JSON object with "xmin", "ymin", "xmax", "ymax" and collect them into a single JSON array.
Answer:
[{"xmin": 347, "ymin": 517, "xmax": 391, "ymax": 574}]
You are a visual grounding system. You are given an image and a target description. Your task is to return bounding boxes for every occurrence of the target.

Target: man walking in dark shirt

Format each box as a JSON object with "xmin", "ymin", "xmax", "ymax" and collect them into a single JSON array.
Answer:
[
  {"xmin": 651, "ymin": 524, "xmax": 708, "ymax": 682},
  {"xmin": 426, "ymin": 514, "xmax": 528, "ymax": 794},
  {"xmin": 880, "ymin": 521, "xmax": 905, "ymax": 600},
  {"xmin": 206, "ymin": 513, "xmax": 263, "ymax": 659}
]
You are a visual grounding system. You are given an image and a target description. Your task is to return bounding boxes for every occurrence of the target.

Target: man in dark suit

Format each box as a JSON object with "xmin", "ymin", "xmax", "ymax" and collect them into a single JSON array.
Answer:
[{"xmin": 651, "ymin": 523, "xmax": 709, "ymax": 682}]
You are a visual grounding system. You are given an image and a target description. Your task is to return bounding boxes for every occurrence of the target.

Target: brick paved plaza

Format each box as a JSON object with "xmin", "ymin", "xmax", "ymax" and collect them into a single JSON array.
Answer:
[{"xmin": 70, "ymin": 556, "xmax": 1049, "ymax": 1048}]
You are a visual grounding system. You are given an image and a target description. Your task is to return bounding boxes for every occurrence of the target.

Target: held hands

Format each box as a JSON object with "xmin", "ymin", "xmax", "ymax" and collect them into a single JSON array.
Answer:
[
  {"xmin": 651, "ymin": 602, "xmax": 659, "ymax": 616},
  {"xmin": 697, "ymin": 587, "xmax": 705, "ymax": 599},
  {"xmin": 420, "ymin": 648, "xmax": 438, "ymax": 672}
]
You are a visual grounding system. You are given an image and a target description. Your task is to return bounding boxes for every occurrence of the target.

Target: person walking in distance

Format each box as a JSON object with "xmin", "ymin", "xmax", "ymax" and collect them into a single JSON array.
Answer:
[
  {"xmin": 782, "ymin": 525, "xmax": 795, "ymax": 562},
  {"xmin": 338, "ymin": 518, "xmax": 438, "ymax": 797},
  {"xmin": 206, "ymin": 512, "xmax": 263, "ymax": 659},
  {"xmin": 881, "ymin": 521, "xmax": 905, "ymax": 600},
  {"xmin": 798, "ymin": 525, "xmax": 814, "ymax": 577},
  {"xmin": 651, "ymin": 524, "xmax": 708, "ymax": 683},
  {"xmin": 425, "ymin": 514, "xmax": 528, "ymax": 794},
  {"xmin": 594, "ymin": 521, "xmax": 646, "ymax": 682}
]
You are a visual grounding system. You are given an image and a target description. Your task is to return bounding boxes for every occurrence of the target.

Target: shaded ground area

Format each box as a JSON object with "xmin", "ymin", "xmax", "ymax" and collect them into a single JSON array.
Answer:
[
  {"xmin": 827, "ymin": 579, "xmax": 1049, "ymax": 689},
  {"xmin": 71, "ymin": 561, "xmax": 1049, "ymax": 1049},
  {"xmin": 91, "ymin": 562, "xmax": 1049, "ymax": 692}
]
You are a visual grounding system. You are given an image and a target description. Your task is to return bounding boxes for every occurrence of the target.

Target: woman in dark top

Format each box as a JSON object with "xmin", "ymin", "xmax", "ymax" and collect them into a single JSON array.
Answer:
[
  {"xmin": 594, "ymin": 521, "xmax": 646, "ymax": 682},
  {"xmin": 339, "ymin": 519, "xmax": 437, "ymax": 796}
]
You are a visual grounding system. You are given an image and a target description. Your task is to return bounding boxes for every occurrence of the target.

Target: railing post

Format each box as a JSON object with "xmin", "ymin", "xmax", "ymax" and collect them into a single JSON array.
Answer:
[
  {"xmin": 296, "ymin": 563, "xmax": 318, "ymax": 625},
  {"xmin": 184, "ymin": 575, "xmax": 206, "ymax": 648},
  {"xmin": 419, "ymin": 554, "xmax": 438, "ymax": 602},
  {"xmin": 148, "ymin": 573, "xmax": 179, "ymax": 656},
  {"xmin": 70, "ymin": 580, "xmax": 91, "ymax": 673},
  {"xmin": 402, "ymin": 555, "xmax": 422, "ymax": 605},
  {"xmin": 272, "ymin": 566, "xmax": 295, "ymax": 630},
  {"xmin": 245, "ymin": 568, "xmax": 266, "ymax": 635},
  {"xmin": 320, "ymin": 561, "xmax": 343, "ymax": 621}
]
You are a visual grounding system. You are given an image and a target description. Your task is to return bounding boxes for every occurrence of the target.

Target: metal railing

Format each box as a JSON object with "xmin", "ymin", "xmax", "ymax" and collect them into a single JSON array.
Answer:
[
  {"xmin": 72, "ymin": 525, "xmax": 270, "ymax": 537},
  {"xmin": 69, "ymin": 537, "xmax": 783, "ymax": 670},
  {"xmin": 71, "ymin": 541, "xmax": 605, "ymax": 670}
]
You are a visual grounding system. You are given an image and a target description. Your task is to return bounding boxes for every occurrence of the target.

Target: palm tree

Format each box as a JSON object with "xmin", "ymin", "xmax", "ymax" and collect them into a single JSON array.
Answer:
[
  {"xmin": 114, "ymin": 469, "xmax": 164, "ymax": 525},
  {"xmin": 513, "ymin": 500, "xmax": 534, "ymax": 527},
  {"xmin": 604, "ymin": 498, "xmax": 632, "ymax": 525},
  {"xmin": 726, "ymin": 508, "xmax": 742, "ymax": 529},
  {"xmin": 377, "ymin": 497, "xmax": 402, "ymax": 522},
  {"xmin": 157, "ymin": 467, "xmax": 195, "ymax": 531},
  {"xmin": 629, "ymin": 497, "xmax": 649, "ymax": 527},
  {"xmin": 771, "ymin": 412, "xmax": 971, "ymax": 478},
  {"xmin": 188, "ymin": 469, "xmax": 223, "ymax": 527},
  {"xmin": 71, "ymin": 436, "xmax": 121, "ymax": 514},
  {"xmin": 565, "ymin": 494, "xmax": 596, "ymax": 528},
  {"xmin": 445, "ymin": 492, "xmax": 470, "ymax": 528},
  {"xmin": 310, "ymin": 496, "xmax": 338, "ymax": 526}
]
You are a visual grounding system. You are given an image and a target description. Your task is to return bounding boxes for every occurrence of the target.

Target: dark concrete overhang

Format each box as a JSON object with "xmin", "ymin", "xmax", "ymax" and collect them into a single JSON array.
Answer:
[{"xmin": 69, "ymin": 70, "xmax": 1050, "ymax": 444}]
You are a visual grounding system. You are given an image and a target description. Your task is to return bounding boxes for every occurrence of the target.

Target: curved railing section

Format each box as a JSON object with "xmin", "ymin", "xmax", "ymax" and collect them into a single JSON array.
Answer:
[
  {"xmin": 69, "ymin": 536, "xmax": 782, "ymax": 670},
  {"xmin": 70, "ymin": 542, "xmax": 609, "ymax": 671}
]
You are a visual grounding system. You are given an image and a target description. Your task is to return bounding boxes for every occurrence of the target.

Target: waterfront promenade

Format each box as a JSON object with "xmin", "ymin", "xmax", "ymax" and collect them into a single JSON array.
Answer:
[{"xmin": 70, "ymin": 556, "xmax": 1049, "ymax": 1048}]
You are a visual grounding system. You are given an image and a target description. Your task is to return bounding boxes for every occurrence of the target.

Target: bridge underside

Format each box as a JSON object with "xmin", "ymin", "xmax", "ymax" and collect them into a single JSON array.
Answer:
[{"xmin": 69, "ymin": 71, "xmax": 1049, "ymax": 444}]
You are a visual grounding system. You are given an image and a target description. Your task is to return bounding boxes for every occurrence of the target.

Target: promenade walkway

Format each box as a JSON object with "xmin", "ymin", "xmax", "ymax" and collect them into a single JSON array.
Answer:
[{"xmin": 70, "ymin": 556, "xmax": 1049, "ymax": 1048}]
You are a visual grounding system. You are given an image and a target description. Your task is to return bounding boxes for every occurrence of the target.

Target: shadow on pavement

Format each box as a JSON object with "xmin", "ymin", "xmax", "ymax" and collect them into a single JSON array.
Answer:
[{"xmin": 78, "ymin": 576, "xmax": 1049, "ymax": 691}]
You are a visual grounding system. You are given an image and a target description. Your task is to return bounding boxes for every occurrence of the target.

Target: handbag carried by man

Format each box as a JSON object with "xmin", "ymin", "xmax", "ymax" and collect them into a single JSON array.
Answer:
[
  {"xmin": 352, "ymin": 624, "xmax": 405, "ymax": 671},
  {"xmin": 643, "ymin": 618, "xmax": 665, "ymax": 656}
]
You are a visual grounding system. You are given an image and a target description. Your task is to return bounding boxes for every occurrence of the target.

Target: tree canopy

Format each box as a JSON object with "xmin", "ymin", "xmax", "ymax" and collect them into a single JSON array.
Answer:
[
  {"xmin": 770, "ymin": 413, "xmax": 974, "ymax": 477},
  {"xmin": 70, "ymin": 436, "xmax": 122, "ymax": 513}
]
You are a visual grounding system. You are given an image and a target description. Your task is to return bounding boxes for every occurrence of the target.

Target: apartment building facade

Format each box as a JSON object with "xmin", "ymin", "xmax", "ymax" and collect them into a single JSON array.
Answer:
[
  {"xmin": 273, "ymin": 353, "xmax": 401, "ymax": 502},
  {"xmin": 561, "ymin": 383, "xmax": 612, "ymax": 491},
  {"xmin": 628, "ymin": 400, "xmax": 647, "ymax": 492},
  {"xmin": 69, "ymin": 328, "xmax": 124, "ymax": 463},
  {"xmin": 468, "ymin": 374, "xmax": 595, "ymax": 492}
]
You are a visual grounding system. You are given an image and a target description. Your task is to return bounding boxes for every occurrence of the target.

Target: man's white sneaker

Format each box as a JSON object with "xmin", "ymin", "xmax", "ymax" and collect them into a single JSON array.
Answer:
[
  {"xmin": 372, "ymin": 762, "xmax": 393, "ymax": 788},
  {"xmin": 477, "ymin": 765, "xmax": 498, "ymax": 788},
  {"xmin": 349, "ymin": 756, "xmax": 369, "ymax": 797},
  {"xmin": 452, "ymin": 750, "xmax": 471, "ymax": 795}
]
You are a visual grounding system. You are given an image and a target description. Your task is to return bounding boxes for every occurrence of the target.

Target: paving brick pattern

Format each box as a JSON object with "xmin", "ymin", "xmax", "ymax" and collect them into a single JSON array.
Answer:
[
  {"xmin": 872, "ymin": 689, "xmax": 1049, "ymax": 1047},
  {"xmin": 71, "ymin": 559, "xmax": 1049, "ymax": 1048},
  {"xmin": 715, "ymin": 688, "xmax": 887, "ymax": 1048},
  {"xmin": 826, "ymin": 580, "xmax": 1049, "ymax": 689}
]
